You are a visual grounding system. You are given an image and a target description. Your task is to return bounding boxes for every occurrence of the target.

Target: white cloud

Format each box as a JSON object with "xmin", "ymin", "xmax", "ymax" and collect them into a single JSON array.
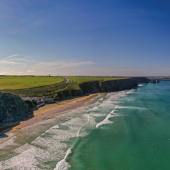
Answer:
[
  {"xmin": 0, "ymin": 54, "xmax": 95, "ymax": 75},
  {"xmin": 0, "ymin": 54, "xmax": 169, "ymax": 76}
]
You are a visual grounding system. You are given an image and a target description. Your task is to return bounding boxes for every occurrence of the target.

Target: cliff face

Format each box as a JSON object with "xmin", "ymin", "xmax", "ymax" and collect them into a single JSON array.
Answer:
[
  {"xmin": 0, "ymin": 93, "xmax": 32, "ymax": 125},
  {"xmin": 52, "ymin": 77, "xmax": 149, "ymax": 100},
  {"xmin": 100, "ymin": 79, "xmax": 137, "ymax": 92},
  {"xmin": 79, "ymin": 81, "xmax": 101, "ymax": 94},
  {"xmin": 79, "ymin": 77, "xmax": 149, "ymax": 94}
]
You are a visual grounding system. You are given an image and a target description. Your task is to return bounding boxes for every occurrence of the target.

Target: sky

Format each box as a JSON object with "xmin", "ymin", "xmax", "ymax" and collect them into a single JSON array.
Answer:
[{"xmin": 0, "ymin": 0, "xmax": 170, "ymax": 76}]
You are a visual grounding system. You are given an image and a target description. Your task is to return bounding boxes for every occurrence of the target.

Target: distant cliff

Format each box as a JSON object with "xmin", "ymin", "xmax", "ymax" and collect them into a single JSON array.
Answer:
[{"xmin": 56, "ymin": 77, "xmax": 149, "ymax": 99}]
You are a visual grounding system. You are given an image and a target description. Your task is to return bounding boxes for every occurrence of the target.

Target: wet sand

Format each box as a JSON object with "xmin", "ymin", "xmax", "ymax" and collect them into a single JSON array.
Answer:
[{"xmin": 0, "ymin": 94, "xmax": 98, "ymax": 146}]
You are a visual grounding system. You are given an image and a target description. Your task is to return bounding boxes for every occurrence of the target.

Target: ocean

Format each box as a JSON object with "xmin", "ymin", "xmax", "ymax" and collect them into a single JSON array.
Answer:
[
  {"xmin": 69, "ymin": 81, "xmax": 170, "ymax": 170},
  {"xmin": 1, "ymin": 81, "xmax": 170, "ymax": 170}
]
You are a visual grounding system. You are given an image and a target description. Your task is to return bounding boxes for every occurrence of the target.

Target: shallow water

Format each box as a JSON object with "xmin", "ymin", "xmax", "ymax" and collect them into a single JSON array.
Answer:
[
  {"xmin": 1, "ymin": 81, "xmax": 169, "ymax": 170},
  {"xmin": 69, "ymin": 81, "xmax": 170, "ymax": 170}
]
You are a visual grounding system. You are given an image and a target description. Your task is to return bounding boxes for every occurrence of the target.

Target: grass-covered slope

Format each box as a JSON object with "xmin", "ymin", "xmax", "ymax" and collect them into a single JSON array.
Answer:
[
  {"xmin": 0, "ymin": 76, "xmax": 64, "ymax": 90},
  {"xmin": 0, "ymin": 76, "xmax": 124, "ymax": 97}
]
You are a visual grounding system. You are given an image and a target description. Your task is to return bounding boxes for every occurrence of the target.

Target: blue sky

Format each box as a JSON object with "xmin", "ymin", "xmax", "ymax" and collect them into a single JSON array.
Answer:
[{"xmin": 0, "ymin": 0, "xmax": 170, "ymax": 76}]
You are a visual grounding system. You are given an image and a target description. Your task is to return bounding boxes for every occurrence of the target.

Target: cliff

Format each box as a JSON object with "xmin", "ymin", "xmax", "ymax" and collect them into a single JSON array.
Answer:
[
  {"xmin": 57, "ymin": 77, "xmax": 149, "ymax": 98},
  {"xmin": 0, "ymin": 93, "xmax": 32, "ymax": 129},
  {"xmin": 0, "ymin": 77, "xmax": 149, "ymax": 131}
]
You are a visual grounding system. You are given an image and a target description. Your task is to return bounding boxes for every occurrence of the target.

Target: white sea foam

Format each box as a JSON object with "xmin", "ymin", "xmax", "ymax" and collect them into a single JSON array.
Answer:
[
  {"xmin": 91, "ymin": 106, "xmax": 99, "ymax": 111},
  {"xmin": 0, "ymin": 91, "xmax": 129, "ymax": 170},
  {"xmin": 54, "ymin": 159, "xmax": 70, "ymax": 170},
  {"xmin": 0, "ymin": 112, "xmax": 90, "ymax": 170},
  {"xmin": 95, "ymin": 91, "xmax": 132, "ymax": 129},
  {"xmin": 115, "ymin": 106, "xmax": 146, "ymax": 110},
  {"xmin": 53, "ymin": 148, "xmax": 71, "ymax": 170},
  {"xmin": 96, "ymin": 109, "xmax": 118, "ymax": 128},
  {"xmin": 54, "ymin": 114, "xmax": 91, "ymax": 170},
  {"xmin": 126, "ymin": 89, "xmax": 135, "ymax": 94}
]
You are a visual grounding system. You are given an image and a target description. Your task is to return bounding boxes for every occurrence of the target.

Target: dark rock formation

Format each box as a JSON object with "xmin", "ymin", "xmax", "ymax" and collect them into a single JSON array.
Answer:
[
  {"xmin": 79, "ymin": 81, "xmax": 101, "ymax": 94},
  {"xmin": 79, "ymin": 77, "xmax": 149, "ymax": 94},
  {"xmin": 0, "ymin": 93, "xmax": 32, "ymax": 124},
  {"xmin": 100, "ymin": 79, "xmax": 137, "ymax": 92},
  {"xmin": 56, "ymin": 89, "xmax": 82, "ymax": 100}
]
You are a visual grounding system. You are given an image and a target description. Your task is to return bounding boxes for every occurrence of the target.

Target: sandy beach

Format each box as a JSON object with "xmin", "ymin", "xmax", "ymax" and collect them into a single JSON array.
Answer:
[{"xmin": 0, "ymin": 94, "xmax": 98, "ymax": 146}]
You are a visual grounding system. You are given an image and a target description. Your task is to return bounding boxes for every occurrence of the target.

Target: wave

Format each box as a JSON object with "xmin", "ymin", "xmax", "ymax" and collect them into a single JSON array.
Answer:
[
  {"xmin": 95, "ymin": 90, "xmax": 136, "ymax": 129},
  {"xmin": 54, "ymin": 115, "xmax": 90, "ymax": 170},
  {"xmin": 138, "ymin": 84, "xmax": 144, "ymax": 87},
  {"xmin": 96, "ymin": 109, "xmax": 118, "ymax": 128},
  {"xmin": 115, "ymin": 106, "xmax": 146, "ymax": 110},
  {"xmin": 53, "ymin": 148, "xmax": 71, "ymax": 170},
  {"xmin": 126, "ymin": 89, "xmax": 135, "ymax": 94}
]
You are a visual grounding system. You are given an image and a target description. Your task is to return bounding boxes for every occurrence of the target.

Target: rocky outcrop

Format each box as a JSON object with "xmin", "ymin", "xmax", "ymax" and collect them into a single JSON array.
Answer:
[
  {"xmin": 100, "ymin": 79, "xmax": 137, "ymax": 92},
  {"xmin": 55, "ymin": 89, "xmax": 82, "ymax": 100},
  {"xmin": 79, "ymin": 77, "xmax": 149, "ymax": 94},
  {"xmin": 0, "ymin": 93, "xmax": 32, "ymax": 125},
  {"xmin": 79, "ymin": 81, "xmax": 101, "ymax": 94}
]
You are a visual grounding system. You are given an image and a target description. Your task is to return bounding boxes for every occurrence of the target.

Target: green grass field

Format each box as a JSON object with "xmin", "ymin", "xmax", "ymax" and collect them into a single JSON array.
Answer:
[
  {"xmin": 0, "ymin": 76, "xmax": 64, "ymax": 90},
  {"xmin": 0, "ymin": 75, "xmax": 123, "ymax": 97}
]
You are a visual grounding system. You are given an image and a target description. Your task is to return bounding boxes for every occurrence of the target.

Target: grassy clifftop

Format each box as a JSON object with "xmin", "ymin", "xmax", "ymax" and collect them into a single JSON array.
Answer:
[
  {"xmin": 0, "ymin": 76, "xmax": 124, "ymax": 97},
  {"xmin": 0, "ymin": 76, "xmax": 64, "ymax": 90}
]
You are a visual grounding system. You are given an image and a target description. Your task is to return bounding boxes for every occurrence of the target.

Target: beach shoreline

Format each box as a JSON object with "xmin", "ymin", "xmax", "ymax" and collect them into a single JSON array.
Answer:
[
  {"xmin": 0, "ymin": 93, "xmax": 99, "ymax": 146},
  {"xmin": 0, "ymin": 90, "xmax": 129, "ymax": 170}
]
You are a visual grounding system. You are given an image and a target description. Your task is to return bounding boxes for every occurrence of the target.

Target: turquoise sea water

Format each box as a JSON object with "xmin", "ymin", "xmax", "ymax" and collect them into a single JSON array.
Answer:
[{"xmin": 70, "ymin": 81, "xmax": 170, "ymax": 170}]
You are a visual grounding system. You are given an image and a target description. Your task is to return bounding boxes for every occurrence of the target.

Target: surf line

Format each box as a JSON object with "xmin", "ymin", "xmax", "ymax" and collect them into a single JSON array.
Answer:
[
  {"xmin": 96, "ymin": 90, "xmax": 134, "ymax": 128},
  {"xmin": 53, "ymin": 115, "xmax": 90, "ymax": 170},
  {"xmin": 96, "ymin": 109, "xmax": 117, "ymax": 128}
]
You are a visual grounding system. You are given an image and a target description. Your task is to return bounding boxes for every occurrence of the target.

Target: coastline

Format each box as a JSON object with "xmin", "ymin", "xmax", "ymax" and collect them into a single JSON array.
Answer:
[
  {"xmin": 0, "ymin": 77, "xmax": 150, "ymax": 134},
  {"xmin": 0, "ymin": 90, "xmax": 130, "ymax": 170},
  {"xmin": 0, "ymin": 94, "xmax": 99, "ymax": 144},
  {"xmin": 13, "ymin": 94, "xmax": 98, "ymax": 133},
  {"xmin": 54, "ymin": 90, "xmax": 130, "ymax": 170}
]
